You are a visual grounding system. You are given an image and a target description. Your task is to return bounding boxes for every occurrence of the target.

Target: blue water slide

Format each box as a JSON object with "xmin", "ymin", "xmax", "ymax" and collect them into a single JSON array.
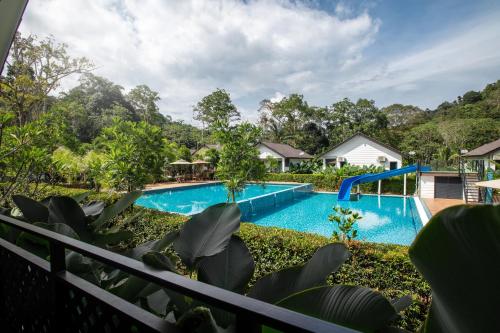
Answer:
[{"xmin": 337, "ymin": 164, "xmax": 430, "ymax": 201}]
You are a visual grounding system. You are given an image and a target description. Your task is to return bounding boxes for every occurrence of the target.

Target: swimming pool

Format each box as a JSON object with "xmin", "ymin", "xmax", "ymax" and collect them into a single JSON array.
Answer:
[
  {"xmin": 248, "ymin": 192, "xmax": 422, "ymax": 245},
  {"xmin": 136, "ymin": 183, "xmax": 298, "ymax": 215},
  {"xmin": 136, "ymin": 183, "xmax": 423, "ymax": 245}
]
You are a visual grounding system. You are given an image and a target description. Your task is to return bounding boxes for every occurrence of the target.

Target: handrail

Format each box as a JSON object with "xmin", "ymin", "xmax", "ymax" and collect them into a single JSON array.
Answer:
[{"xmin": 0, "ymin": 213, "xmax": 358, "ymax": 333}]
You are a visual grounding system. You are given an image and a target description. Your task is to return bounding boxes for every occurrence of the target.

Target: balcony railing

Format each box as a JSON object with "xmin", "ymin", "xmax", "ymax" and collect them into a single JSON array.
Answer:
[{"xmin": 0, "ymin": 213, "xmax": 358, "ymax": 333}]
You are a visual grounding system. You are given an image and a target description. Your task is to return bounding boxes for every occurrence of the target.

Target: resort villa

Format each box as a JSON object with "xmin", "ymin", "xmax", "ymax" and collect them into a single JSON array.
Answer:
[
  {"xmin": 319, "ymin": 133, "xmax": 402, "ymax": 170},
  {"xmin": 256, "ymin": 141, "xmax": 312, "ymax": 172}
]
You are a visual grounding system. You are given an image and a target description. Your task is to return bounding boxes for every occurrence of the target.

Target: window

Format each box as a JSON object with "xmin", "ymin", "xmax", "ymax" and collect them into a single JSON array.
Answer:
[
  {"xmin": 284, "ymin": 158, "xmax": 289, "ymax": 167},
  {"xmin": 390, "ymin": 161, "xmax": 398, "ymax": 170}
]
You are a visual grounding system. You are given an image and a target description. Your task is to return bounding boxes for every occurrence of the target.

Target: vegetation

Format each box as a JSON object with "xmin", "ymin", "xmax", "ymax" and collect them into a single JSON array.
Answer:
[
  {"xmin": 214, "ymin": 122, "xmax": 266, "ymax": 202},
  {"xmin": 1, "ymin": 188, "xmax": 417, "ymax": 332},
  {"xmin": 266, "ymin": 164, "xmax": 413, "ymax": 194},
  {"xmin": 3, "ymin": 185, "xmax": 499, "ymax": 332},
  {"xmin": 329, "ymin": 206, "xmax": 361, "ymax": 242},
  {"xmin": 408, "ymin": 204, "xmax": 500, "ymax": 333}
]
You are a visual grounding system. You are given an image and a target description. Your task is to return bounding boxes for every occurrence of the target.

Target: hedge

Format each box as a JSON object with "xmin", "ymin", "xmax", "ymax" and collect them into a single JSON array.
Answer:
[
  {"xmin": 118, "ymin": 207, "xmax": 430, "ymax": 332},
  {"xmin": 4, "ymin": 185, "xmax": 430, "ymax": 331},
  {"xmin": 266, "ymin": 173, "xmax": 417, "ymax": 194}
]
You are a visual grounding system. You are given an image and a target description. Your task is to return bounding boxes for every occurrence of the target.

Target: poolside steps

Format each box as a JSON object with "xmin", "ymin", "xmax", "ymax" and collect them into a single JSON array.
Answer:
[{"xmin": 464, "ymin": 173, "xmax": 480, "ymax": 203}]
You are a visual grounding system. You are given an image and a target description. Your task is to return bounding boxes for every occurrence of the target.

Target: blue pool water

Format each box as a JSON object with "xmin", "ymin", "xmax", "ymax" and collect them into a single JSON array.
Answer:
[
  {"xmin": 136, "ymin": 183, "xmax": 422, "ymax": 245},
  {"xmin": 249, "ymin": 193, "xmax": 422, "ymax": 245},
  {"xmin": 136, "ymin": 183, "xmax": 296, "ymax": 215}
]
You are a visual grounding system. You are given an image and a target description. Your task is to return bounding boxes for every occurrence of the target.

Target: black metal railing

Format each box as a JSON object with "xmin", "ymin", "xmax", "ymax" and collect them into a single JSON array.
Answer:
[{"xmin": 0, "ymin": 213, "xmax": 358, "ymax": 333}]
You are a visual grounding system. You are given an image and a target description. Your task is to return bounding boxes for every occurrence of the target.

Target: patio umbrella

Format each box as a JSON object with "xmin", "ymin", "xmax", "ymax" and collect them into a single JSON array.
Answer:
[
  {"xmin": 475, "ymin": 179, "xmax": 500, "ymax": 189},
  {"xmin": 170, "ymin": 159, "xmax": 192, "ymax": 165}
]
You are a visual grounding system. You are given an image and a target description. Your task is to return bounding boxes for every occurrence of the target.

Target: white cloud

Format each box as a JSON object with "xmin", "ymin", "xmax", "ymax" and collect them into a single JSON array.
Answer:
[
  {"xmin": 335, "ymin": 13, "xmax": 500, "ymax": 108},
  {"xmin": 17, "ymin": 0, "xmax": 500, "ymax": 121},
  {"xmin": 19, "ymin": 0, "xmax": 379, "ymax": 122}
]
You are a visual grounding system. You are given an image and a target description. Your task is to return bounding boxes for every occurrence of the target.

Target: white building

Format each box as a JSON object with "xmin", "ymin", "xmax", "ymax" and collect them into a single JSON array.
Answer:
[
  {"xmin": 257, "ymin": 142, "xmax": 312, "ymax": 172},
  {"xmin": 319, "ymin": 133, "xmax": 402, "ymax": 170},
  {"xmin": 462, "ymin": 138, "xmax": 500, "ymax": 171}
]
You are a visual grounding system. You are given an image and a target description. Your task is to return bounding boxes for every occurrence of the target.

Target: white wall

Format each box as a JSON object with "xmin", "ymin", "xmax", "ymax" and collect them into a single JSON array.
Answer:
[
  {"xmin": 321, "ymin": 136, "xmax": 402, "ymax": 170},
  {"xmin": 257, "ymin": 144, "xmax": 282, "ymax": 159},
  {"xmin": 257, "ymin": 144, "xmax": 284, "ymax": 172},
  {"xmin": 420, "ymin": 174, "xmax": 435, "ymax": 198}
]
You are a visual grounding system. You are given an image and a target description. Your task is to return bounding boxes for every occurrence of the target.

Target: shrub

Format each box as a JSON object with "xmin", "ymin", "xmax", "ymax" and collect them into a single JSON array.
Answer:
[
  {"xmin": 266, "ymin": 172, "xmax": 416, "ymax": 194},
  {"xmin": 12, "ymin": 186, "xmax": 430, "ymax": 331},
  {"xmin": 119, "ymin": 207, "xmax": 429, "ymax": 332}
]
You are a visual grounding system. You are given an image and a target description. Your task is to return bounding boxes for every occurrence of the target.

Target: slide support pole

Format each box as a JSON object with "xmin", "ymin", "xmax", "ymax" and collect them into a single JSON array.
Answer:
[{"xmin": 403, "ymin": 174, "xmax": 407, "ymax": 196}]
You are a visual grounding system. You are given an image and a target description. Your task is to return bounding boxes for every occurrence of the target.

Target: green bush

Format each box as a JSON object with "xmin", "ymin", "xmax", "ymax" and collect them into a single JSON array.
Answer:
[
  {"xmin": 119, "ymin": 207, "xmax": 429, "ymax": 332},
  {"xmin": 12, "ymin": 185, "xmax": 429, "ymax": 331},
  {"xmin": 266, "ymin": 173, "xmax": 416, "ymax": 194}
]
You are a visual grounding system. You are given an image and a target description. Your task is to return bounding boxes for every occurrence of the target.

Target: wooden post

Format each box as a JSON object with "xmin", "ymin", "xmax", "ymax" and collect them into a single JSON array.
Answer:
[
  {"xmin": 357, "ymin": 184, "xmax": 360, "ymax": 194},
  {"xmin": 378, "ymin": 180, "xmax": 381, "ymax": 195},
  {"xmin": 403, "ymin": 173, "xmax": 407, "ymax": 196}
]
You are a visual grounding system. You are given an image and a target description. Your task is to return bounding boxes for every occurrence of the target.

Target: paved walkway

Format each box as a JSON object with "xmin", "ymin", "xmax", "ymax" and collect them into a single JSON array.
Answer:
[
  {"xmin": 423, "ymin": 198, "xmax": 465, "ymax": 215},
  {"xmin": 144, "ymin": 181, "xmax": 219, "ymax": 191}
]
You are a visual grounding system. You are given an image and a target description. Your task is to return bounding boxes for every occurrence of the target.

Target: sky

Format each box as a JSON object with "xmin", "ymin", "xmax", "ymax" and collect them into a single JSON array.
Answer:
[{"xmin": 17, "ymin": 0, "xmax": 500, "ymax": 123}]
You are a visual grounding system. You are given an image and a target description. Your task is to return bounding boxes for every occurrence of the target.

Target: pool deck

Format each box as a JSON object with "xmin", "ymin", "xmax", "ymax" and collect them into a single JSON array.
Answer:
[
  {"xmin": 144, "ymin": 180, "xmax": 305, "ymax": 191},
  {"xmin": 144, "ymin": 181, "xmax": 220, "ymax": 191},
  {"xmin": 423, "ymin": 198, "xmax": 465, "ymax": 216}
]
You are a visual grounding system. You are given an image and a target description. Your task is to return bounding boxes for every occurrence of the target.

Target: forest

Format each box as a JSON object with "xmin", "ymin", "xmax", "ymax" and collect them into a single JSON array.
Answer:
[{"xmin": 1, "ymin": 33, "xmax": 499, "ymax": 201}]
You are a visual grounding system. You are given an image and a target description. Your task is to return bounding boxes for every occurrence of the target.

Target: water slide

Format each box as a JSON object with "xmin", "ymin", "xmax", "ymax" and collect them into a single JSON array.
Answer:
[{"xmin": 338, "ymin": 164, "xmax": 430, "ymax": 201}]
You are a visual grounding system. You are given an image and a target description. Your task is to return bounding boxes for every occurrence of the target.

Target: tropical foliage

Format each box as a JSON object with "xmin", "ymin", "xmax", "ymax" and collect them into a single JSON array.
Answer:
[
  {"xmin": 329, "ymin": 206, "xmax": 362, "ymax": 242},
  {"xmin": 0, "ymin": 194, "xmax": 413, "ymax": 332},
  {"xmin": 214, "ymin": 122, "xmax": 266, "ymax": 202}
]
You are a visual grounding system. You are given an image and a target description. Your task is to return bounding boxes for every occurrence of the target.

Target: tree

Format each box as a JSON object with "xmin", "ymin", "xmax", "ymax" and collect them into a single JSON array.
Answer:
[
  {"xmin": 51, "ymin": 146, "xmax": 83, "ymax": 185},
  {"xmin": 326, "ymin": 98, "xmax": 388, "ymax": 144},
  {"xmin": 96, "ymin": 119, "xmax": 168, "ymax": 191},
  {"xmin": 62, "ymin": 74, "xmax": 136, "ymax": 142},
  {"xmin": 126, "ymin": 85, "xmax": 166, "ymax": 127},
  {"xmin": 382, "ymin": 104, "xmax": 428, "ymax": 128},
  {"xmin": 438, "ymin": 119, "xmax": 500, "ymax": 152},
  {"xmin": 461, "ymin": 90, "xmax": 482, "ymax": 105},
  {"xmin": 163, "ymin": 120, "xmax": 202, "ymax": 148},
  {"xmin": 400, "ymin": 123, "xmax": 443, "ymax": 164},
  {"xmin": 0, "ymin": 33, "xmax": 93, "ymax": 126},
  {"xmin": 214, "ymin": 122, "xmax": 266, "ymax": 202},
  {"xmin": 194, "ymin": 89, "xmax": 240, "ymax": 131},
  {"xmin": 177, "ymin": 145, "xmax": 192, "ymax": 162},
  {"xmin": 295, "ymin": 122, "xmax": 329, "ymax": 155},
  {"xmin": 258, "ymin": 94, "xmax": 320, "ymax": 148}
]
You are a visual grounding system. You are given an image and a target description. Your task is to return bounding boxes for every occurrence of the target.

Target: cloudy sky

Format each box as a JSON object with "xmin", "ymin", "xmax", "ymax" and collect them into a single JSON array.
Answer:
[{"xmin": 18, "ymin": 0, "xmax": 500, "ymax": 123}]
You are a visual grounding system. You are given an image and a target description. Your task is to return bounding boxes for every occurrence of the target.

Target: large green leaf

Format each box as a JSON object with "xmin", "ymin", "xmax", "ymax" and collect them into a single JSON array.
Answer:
[
  {"xmin": 409, "ymin": 205, "xmax": 500, "ymax": 333},
  {"xmin": 111, "ymin": 275, "xmax": 162, "ymax": 303},
  {"xmin": 48, "ymin": 196, "xmax": 92, "ymax": 241},
  {"xmin": 142, "ymin": 251, "xmax": 178, "ymax": 272},
  {"xmin": 71, "ymin": 191, "xmax": 90, "ymax": 203},
  {"xmin": 125, "ymin": 231, "xmax": 179, "ymax": 260},
  {"xmin": 82, "ymin": 201, "xmax": 105, "ymax": 219},
  {"xmin": 92, "ymin": 230, "xmax": 134, "ymax": 247},
  {"xmin": 173, "ymin": 203, "xmax": 241, "ymax": 269},
  {"xmin": 248, "ymin": 243, "xmax": 349, "ymax": 304},
  {"xmin": 90, "ymin": 190, "xmax": 142, "ymax": 230},
  {"xmin": 12, "ymin": 195, "xmax": 49, "ymax": 223},
  {"xmin": 139, "ymin": 289, "xmax": 171, "ymax": 317},
  {"xmin": 175, "ymin": 306, "xmax": 232, "ymax": 333},
  {"xmin": 197, "ymin": 235, "xmax": 254, "ymax": 293},
  {"xmin": 34, "ymin": 222, "xmax": 80, "ymax": 240},
  {"xmin": 276, "ymin": 285, "xmax": 400, "ymax": 333}
]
